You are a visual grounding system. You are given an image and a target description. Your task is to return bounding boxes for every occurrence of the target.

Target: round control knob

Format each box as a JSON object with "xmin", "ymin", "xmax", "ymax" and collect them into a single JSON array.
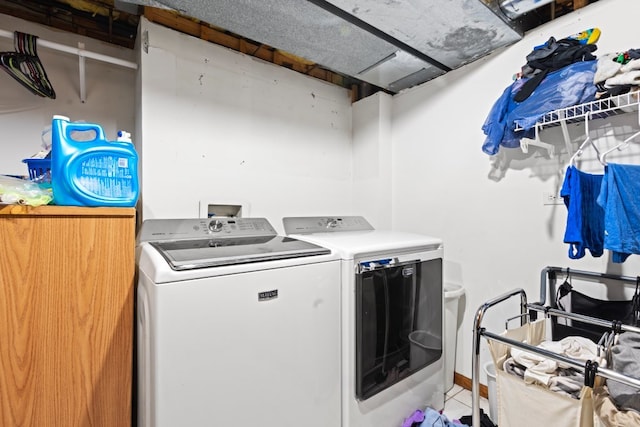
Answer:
[{"xmin": 208, "ymin": 219, "xmax": 224, "ymax": 232}]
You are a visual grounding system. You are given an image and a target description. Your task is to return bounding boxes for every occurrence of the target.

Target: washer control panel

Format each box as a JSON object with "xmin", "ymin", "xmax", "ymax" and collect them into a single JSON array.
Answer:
[{"xmin": 138, "ymin": 217, "xmax": 277, "ymax": 243}]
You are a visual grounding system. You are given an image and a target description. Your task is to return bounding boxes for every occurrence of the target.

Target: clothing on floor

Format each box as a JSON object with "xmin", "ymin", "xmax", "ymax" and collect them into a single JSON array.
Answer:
[
  {"xmin": 561, "ymin": 165, "xmax": 605, "ymax": 259},
  {"xmin": 597, "ymin": 163, "xmax": 640, "ymax": 263},
  {"xmin": 420, "ymin": 407, "xmax": 468, "ymax": 427},
  {"xmin": 403, "ymin": 409, "xmax": 425, "ymax": 427},
  {"xmin": 458, "ymin": 409, "xmax": 496, "ymax": 427},
  {"xmin": 404, "ymin": 407, "xmax": 468, "ymax": 427}
]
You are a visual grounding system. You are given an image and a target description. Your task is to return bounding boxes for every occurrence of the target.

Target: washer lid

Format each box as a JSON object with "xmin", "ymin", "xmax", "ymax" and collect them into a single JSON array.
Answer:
[
  {"xmin": 150, "ymin": 235, "xmax": 330, "ymax": 270},
  {"xmin": 138, "ymin": 218, "xmax": 330, "ymax": 270}
]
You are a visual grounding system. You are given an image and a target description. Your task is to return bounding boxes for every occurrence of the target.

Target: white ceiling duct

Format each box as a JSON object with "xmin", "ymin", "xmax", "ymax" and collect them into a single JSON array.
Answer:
[
  {"xmin": 500, "ymin": 0, "xmax": 555, "ymax": 19},
  {"xmin": 123, "ymin": 0, "xmax": 523, "ymax": 93}
]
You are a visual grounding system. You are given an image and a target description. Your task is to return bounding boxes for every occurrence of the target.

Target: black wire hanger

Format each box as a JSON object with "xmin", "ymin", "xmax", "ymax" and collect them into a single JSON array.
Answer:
[{"xmin": 0, "ymin": 31, "xmax": 56, "ymax": 99}]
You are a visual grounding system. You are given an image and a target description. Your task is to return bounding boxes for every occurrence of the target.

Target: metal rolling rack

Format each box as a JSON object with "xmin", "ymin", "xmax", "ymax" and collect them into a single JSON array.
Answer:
[{"xmin": 470, "ymin": 266, "xmax": 640, "ymax": 427}]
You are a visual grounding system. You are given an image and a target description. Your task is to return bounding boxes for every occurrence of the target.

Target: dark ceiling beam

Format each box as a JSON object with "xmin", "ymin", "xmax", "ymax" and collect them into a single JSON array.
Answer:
[{"xmin": 304, "ymin": 0, "xmax": 452, "ymax": 72}]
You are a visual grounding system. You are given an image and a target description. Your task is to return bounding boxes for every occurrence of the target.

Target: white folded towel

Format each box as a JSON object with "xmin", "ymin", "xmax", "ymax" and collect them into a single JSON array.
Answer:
[{"xmin": 605, "ymin": 70, "xmax": 640, "ymax": 87}]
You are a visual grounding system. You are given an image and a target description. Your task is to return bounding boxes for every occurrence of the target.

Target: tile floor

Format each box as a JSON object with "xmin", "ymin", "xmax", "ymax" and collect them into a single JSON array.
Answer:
[{"xmin": 442, "ymin": 384, "xmax": 492, "ymax": 422}]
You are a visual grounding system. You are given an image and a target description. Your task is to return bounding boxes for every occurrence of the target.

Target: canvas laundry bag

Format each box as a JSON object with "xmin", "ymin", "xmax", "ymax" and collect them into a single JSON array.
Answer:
[
  {"xmin": 488, "ymin": 319, "xmax": 596, "ymax": 427},
  {"xmin": 592, "ymin": 384, "xmax": 640, "ymax": 427}
]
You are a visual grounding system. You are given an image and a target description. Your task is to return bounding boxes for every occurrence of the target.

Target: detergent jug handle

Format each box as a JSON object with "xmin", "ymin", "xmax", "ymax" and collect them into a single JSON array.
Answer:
[{"xmin": 61, "ymin": 120, "xmax": 106, "ymax": 142}]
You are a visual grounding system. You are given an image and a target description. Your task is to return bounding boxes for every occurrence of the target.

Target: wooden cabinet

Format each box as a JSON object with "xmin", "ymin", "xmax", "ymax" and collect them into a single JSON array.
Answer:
[{"xmin": 0, "ymin": 205, "xmax": 135, "ymax": 427}]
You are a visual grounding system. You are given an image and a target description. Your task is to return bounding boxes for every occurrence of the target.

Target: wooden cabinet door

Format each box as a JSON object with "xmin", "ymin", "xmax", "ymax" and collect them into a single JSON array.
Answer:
[{"xmin": 0, "ymin": 206, "xmax": 135, "ymax": 427}]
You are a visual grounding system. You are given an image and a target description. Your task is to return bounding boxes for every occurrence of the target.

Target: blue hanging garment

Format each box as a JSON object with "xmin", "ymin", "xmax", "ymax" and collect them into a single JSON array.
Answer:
[
  {"xmin": 560, "ymin": 165, "xmax": 605, "ymax": 259},
  {"xmin": 597, "ymin": 163, "xmax": 640, "ymax": 263}
]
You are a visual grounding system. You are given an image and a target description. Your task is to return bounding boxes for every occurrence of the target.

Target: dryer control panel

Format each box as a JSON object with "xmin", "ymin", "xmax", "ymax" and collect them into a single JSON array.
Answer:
[{"xmin": 283, "ymin": 216, "xmax": 374, "ymax": 235}]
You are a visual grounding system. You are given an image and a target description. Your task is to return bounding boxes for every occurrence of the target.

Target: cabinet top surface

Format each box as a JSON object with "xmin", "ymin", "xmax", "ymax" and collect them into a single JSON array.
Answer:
[{"xmin": 0, "ymin": 204, "xmax": 136, "ymax": 217}]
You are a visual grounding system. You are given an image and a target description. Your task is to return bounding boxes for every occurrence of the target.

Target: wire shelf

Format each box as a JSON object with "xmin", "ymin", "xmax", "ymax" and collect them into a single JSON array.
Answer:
[{"xmin": 514, "ymin": 90, "xmax": 640, "ymax": 131}]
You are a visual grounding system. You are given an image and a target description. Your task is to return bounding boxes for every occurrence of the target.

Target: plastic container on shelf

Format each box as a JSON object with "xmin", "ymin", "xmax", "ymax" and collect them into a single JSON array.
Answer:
[
  {"xmin": 444, "ymin": 282, "xmax": 465, "ymax": 392},
  {"xmin": 22, "ymin": 158, "xmax": 51, "ymax": 180},
  {"xmin": 50, "ymin": 115, "xmax": 139, "ymax": 207}
]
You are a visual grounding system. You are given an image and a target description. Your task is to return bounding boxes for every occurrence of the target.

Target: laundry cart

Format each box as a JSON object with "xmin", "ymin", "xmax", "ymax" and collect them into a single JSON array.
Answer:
[{"xmin": 470, "ymin": 277, "xmax": 640, "ymax": 427}]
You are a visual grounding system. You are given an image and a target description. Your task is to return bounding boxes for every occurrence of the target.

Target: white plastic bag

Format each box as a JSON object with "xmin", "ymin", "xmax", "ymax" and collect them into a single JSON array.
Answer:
[{"xmin": 0, "ymin": 175, "xmax": 52, "ymax": 206}]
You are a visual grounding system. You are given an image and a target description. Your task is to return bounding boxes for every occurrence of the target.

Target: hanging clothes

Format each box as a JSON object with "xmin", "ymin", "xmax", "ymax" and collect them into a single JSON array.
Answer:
[
  {"xmin": 596, "ymin": 163, "xmax": 640, "ymax": 263},
  {"xmin": 0, "ymin": 31, "xmax": 56, "ymax": 98},
  {"xmin": 560, "ymin": 165, "xmax": 605, "ymax": 259}
]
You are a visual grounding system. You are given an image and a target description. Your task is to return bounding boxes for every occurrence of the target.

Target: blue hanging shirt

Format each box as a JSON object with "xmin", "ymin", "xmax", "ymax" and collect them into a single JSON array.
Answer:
[
  {"xmin": 597, "ymin": 163, "xmax": 640, "ymax": 263},
  {"xmin": 561, "ymin": 165, "xmax": 605, "ymax": 259}
]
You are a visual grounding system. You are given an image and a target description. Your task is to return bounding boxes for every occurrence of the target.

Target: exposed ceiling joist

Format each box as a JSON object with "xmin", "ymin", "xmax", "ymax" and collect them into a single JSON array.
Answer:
[
  {"xmin": 0, "ymin": 0, "xmax": 597, "ymax": 100},
  {"xmin": 122, "ymin": 0, "xmax": 525, "ymax": 94}
]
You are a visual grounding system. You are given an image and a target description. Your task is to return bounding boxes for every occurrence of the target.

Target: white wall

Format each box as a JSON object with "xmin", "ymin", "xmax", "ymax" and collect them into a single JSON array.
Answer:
[
  {"xmin": 388, "ymin": 0, "xmax": 640, "ymax": 383},
  {"xmin": 137, "ymin": 18, "xmax": 355, "ymax": 232},
  {"xmin": 352, "ymin": 91, "xmax": 394, "ymax": 229},
  {"xmin": 0, "ymin": 14, "xmax": 136, "ymax": 176}
]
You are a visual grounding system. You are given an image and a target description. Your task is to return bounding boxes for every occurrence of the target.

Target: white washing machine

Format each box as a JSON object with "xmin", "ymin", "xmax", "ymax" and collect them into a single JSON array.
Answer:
[
  {"xmin": 136, "ymin": 217, "xmax": 342, "ymax": 427},
  {"xmin": 283, "ymin": 216, "xmax": 445, "ymax": 427}
]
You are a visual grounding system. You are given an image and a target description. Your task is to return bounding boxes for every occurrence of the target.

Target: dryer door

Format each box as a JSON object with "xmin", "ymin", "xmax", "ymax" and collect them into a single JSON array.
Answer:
[{"xmin": 355, "ymin": 257, "xmax": 442, "ymax": 400}]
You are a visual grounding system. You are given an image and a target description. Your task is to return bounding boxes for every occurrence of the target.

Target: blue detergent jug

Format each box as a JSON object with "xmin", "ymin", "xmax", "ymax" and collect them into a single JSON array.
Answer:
[{"xmin": 51, "ymin": 115, "xmax": 139, "ymax": 207}]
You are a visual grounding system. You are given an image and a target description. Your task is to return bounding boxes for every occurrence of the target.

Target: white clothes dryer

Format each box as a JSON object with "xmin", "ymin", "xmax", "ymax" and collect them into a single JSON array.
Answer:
[
  {"xmin": 136, "ymin": 217, "xmax": 341, "ymax": 427},
  {"xmin": 284, "ymin": 216, "xmax": 445, "ymax": 427}
]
